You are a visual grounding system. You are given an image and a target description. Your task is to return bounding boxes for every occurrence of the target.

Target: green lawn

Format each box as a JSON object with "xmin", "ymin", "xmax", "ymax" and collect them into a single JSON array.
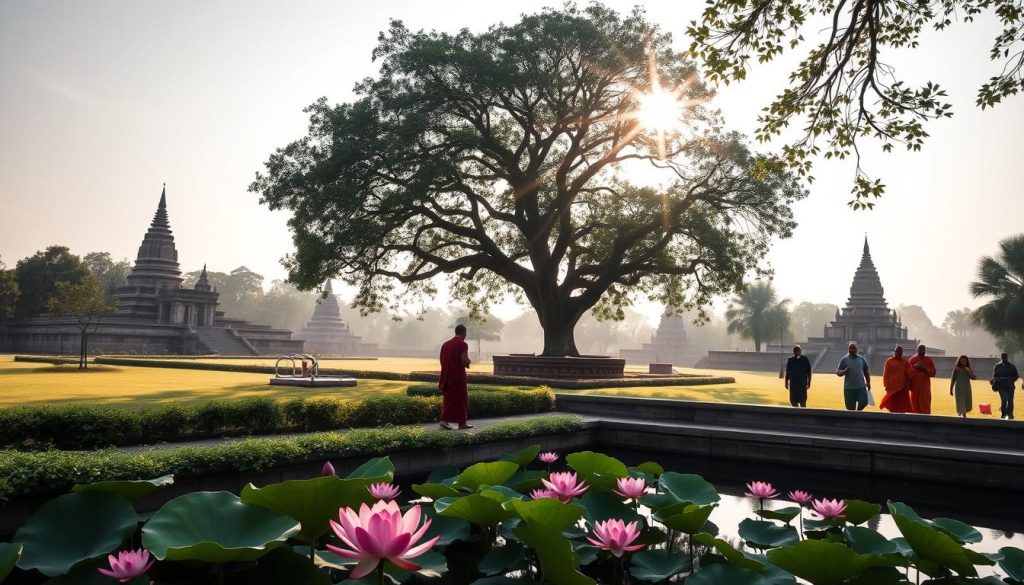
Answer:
[{"xmin": 0, "ymin": 355, "xmax": 409, "ymax": 409}]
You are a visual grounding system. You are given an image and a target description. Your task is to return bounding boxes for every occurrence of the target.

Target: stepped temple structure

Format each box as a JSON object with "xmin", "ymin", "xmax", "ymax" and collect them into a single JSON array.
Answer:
[
  {"xmin": 697, "ymin": 237, "xmax": 945, "ymax": 372},
  {"xmin": 0, "ymin": 186, "xmax": 303, "ymax": 356},
  {"xmin": 299, "ymin": 281, "xmax": 377, "ymax": 357},
  {"xmin": 620, "ymin": 313, "xmax": 700, "ymax": 366}
]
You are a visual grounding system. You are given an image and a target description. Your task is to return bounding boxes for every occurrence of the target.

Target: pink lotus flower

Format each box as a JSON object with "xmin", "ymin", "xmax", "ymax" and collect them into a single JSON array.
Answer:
[
  {"xmin": 613, "ymin": 477, "xmax": 647, "ymax": 500},
  {"xmin": 538, "ymin": 452, "xmax": 559, "ymax": 464},
  {"xmin": 322, "ymin": 461, "xmax": 335, "ymax": 476},
  {"xmin": 541, "ymin": 471, "xmax": 589, "ymax": 503},
  {"xmin": 812, "ymin": 498, "xmax": 847, "ymax": 520},
  {"xmin": 530, "ymin": 488, "xmax": 557, "ymax": 500},
  {"xmin": 97, "ymin": 549, "xmax": 154, "ymax": 583},
  {"xmin": 586, "ymin": 519, "xmax": 645, "ymax": 557},
  {"xmin": 367, "ymin": 482, "xmax": 401, "ymax": 500},
  {"xmin": 788, "ymin": 490, "xmax": 813, "ymax": 505},
  {"xmin": 744, "ymin": 481, "xmax": 778, "ymax": 500},
  {"xmin": 327, "ymin": 500, "xmax": 439, "ymax": 579}
]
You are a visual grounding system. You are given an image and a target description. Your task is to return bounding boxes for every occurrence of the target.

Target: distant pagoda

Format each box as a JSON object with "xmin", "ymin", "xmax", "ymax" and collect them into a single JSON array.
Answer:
[
  {"xmin": 620, "ymin": 313, "xmax": 700, "ymax": 366},
  {"xmin": 300, "ymin": 281, "xmax": 375, "ymax": 357},
  {"xmin": 799, "ymin": 237, "xmax": 940, "ymax": 369}
]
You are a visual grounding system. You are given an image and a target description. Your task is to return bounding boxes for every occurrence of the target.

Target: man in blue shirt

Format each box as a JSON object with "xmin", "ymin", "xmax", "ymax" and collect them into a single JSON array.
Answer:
[
  {"xmin": 991, "ymin": 353, "xmax": 1019, "ymax": 420},
  {"xmin": 837, "ymin": 341, "xmax": 872, "ymax": 411}
]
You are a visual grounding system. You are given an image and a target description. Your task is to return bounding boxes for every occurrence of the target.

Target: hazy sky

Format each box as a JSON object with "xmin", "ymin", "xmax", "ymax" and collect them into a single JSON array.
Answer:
[{"xmin": 1, "ymin": 1, "xmax": 1021, "ymax": 325}]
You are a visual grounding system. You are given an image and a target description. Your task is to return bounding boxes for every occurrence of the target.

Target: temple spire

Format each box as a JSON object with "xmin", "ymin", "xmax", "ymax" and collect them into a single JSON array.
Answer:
[
  {"xmin": 151, "ymin": 183, "xmax": 169, "ymax": 229},
  {"xmin": 195, "ymin": 264, "xmax": 211, "ymax": 291}
]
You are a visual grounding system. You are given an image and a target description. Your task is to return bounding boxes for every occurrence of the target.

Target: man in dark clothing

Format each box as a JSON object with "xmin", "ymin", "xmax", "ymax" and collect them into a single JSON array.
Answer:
[
  {"xmin": 991, "ymin": 353, "xmax": 1019, "ymax": 420},
  {"xmin": 785, "ymin": 345, "xmax": 813, "ymax": 407}
]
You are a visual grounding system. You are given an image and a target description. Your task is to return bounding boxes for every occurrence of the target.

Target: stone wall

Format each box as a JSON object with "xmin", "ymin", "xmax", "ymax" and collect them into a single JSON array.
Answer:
[{"xmin": 695, "ymin": 350, "xmax": 811, "ymax": 372}]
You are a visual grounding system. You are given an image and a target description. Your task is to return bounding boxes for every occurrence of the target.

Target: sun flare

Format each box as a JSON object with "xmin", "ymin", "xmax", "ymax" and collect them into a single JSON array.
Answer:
[{"xmin": 635, "ymin": 89, "xmax": 683, "ymax": 133}]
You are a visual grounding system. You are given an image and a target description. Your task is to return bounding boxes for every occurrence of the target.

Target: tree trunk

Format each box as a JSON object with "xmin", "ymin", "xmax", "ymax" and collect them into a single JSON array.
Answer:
[
  {"xmin": 537, "ymin": 308, "xmax": 582, "ymax": 357},
  {"xmin": 79, "ymin": 329, "xmax": 87, "ymax": 370},
  {"xmin": 754, "ymin": 337, "xmax": 762, "ymax": 353}
]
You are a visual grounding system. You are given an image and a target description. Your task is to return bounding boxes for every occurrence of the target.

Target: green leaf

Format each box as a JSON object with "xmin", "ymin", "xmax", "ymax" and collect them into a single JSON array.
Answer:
[
  {"xmin": 383, "ymin": 549, "xmax": 448, "ymax": 581},
  {"xmin": 631, "ymin": 461, "xmax": 664, "ymax": 477},
  {"xmin": 421, "ymin": 510, "xmax": 471, "ymax": 546},
  {"xmin": 44, "ymin": 562, "xmax": 150, "ymax": 585},
  {"xmin": 240, "ymin": 475, "xmax": 384, "ymax": 544},
  {"xmin": 842, "ymin": 500, "xmax": 882, "ymax": 526},
  {"xmin": 505, "ymin": 470, "xmax": 546, "ymax": 492},
  {"xmin": 658, "ymin": 472, "xmax": 720, "ymax": 505},
  {"xmin": 998, "ymin": 547, "xmax": 1024, "ymax": 581},
  {"xmin": 843, "ymin": 526, "xmax": 900, "ymax": 555},
  {"xmin": 225, "ymin": 548, "xmax": 330, "ymax": 585},
  {"xmin": 142, "ymin": 491, "xmax": 300, "ymax": 563},
  {"xmin": 479, "ymin": 543, "xmax": 527, "ymax": 576},
  {"xmin": 513, "ymin": 522, "xmax": 595, "ymax": 585},
  {"xmin": 661, "ymin": 503, "xmax": 717, "ymax": 535},
  {"xmin": 427, "ymin": 466, "xmax": 460, "ymax": 483},
  {"xmin": 0, "ymin": 543, "xmax": 23, "ymax": 582},
  {"xmin": 345, "ymin": 456, "xmax": 395, "ymax": 480},
  {"xmin": 932, "ymin": 518, "xmax": 983, "ymax": 544},
  {"xmin": 840, "ymin": 566, "xmax": 907, "ymax": 585},
  {"xmin": 498, "ymin": 444, "xmax": 541, "ymax": 468},
  {"xmin": 437, "ymin": 494, "xmax": 516, "ymax": 527},
  {"xmin": 505, "ymin": 498, "xmax": 584, "ymax": 531},
  {"xmin": 888, "ymin": 502, "xmax": 976, "ymax": 577},
  {"xmin": 755, "ymin": 506, "xmax": 801, "ymax": 524},
  {"xmin": 481, "ymin": 485, "xmax": 526, "ymax": 503},
  {"xmin": 565, "ymin": 451, "xmax": 628, "ymax": 491},
  {"xmin": 15, "ymin": 491, "xmax": 137, "ymax": 577},
  {"xmin": 578, "ymin": 492, "xmax": 641, "ymax": 525},
  {"xmin": 738, "ymin": 519, "xmax": 799, "ymax": 549},
  {"xmin": 630, "ymin": 549, "xmax": 692, "ymax": 581},
  {"xmin": 685, "ymin": 563, "xmax": 771, "ymax": 585},
  {"xmin": 454, "ymin": 461, "xmax": 519, "ymax": 491},
  {"xmin": 767, "ymin": 540, "xmax": 890, "ymax": 585},
  {"xmin": 413, "ymin": 482, "xmax": 461, "ymax": 500},
  {"xmin": 72, "ymin": 474, "xmax": 174, "ymax": 501},
  {"xmin": 469, "ymin": 577, "xmax": 533, "ymax": 585},
  {"xmin": 693, "ymin": 533, "xmax": 766, "ymax": 572}
]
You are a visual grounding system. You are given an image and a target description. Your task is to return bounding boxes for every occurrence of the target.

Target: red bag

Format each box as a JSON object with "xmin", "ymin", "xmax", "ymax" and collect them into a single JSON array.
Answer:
[{"xmin": 978, "ymin": 403, "xmax": 992, "ymax": 415}]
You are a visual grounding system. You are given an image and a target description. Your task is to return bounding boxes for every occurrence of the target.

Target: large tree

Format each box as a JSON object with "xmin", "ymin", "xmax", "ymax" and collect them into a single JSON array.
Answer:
[
  {"xmin": 0, "ymin": 256, "xmax": 19, "ymax": 320},
  {"xmin": 789, "ymin": 301, "xmax": 839, "ymax": 342},
  {"xmin": 46, "ymin": 275, "xmax": 118, "ymax": 369},
  {"xmin": 970, "ymin": 234, "xmax": 1024, "ymax": 351},
  {"xmin": 455, "ymin": 313, "xmax": 504, "ymax": 359},
  {"xmin": 252, "ymin": 5, "xmax": 803, "ymax": 357},
  {"xmin": 14, "ymin": 246, "xmax": 90, "ymax": 319},
  {"xmin": 83, "ymin": 252, "xmax": 132, "ymax": 300},
  {"xmin": 688, "ymin": 0, "xmax": 1024, "ymax": 206},
  {"xmin": 725, "ymin": 282, "xmax": 791, "ymax": 352}
]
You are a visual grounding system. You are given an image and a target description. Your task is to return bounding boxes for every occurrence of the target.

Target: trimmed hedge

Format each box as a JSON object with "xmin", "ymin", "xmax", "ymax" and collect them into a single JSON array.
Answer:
[
  {"xmin": 0, "ymin": 415, "xmax": 586, "ymax": 500},
  {"xmin": 92, "ymin": 357, "xmax": 412, "ymax": 381},
  {"xmin": 405, "ymin": 383, "xmax": 542, "ymax": 396},
  {"xmin": 0, "ymin": 388, "xmax": 556, "ymax": 450}
]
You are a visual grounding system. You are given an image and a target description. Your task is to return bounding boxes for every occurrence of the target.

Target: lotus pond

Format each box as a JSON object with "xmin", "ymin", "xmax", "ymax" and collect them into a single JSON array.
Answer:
[{"xmin": 3, "ymin": 446, "xmax": 1023, "ymax": 585}]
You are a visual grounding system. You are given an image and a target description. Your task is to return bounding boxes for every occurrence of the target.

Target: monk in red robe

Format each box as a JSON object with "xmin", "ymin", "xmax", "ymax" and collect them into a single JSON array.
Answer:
[
  {"xmin": 908, "ymin": 344, "xmax": 937, "ymax": 414},
  {"xmin": 438, "ymin": 324, "xmax": 472, "ymax": 430},
  {"xmin": 880, "ymin": 345, "xmax": 914, "ymax": 413}
]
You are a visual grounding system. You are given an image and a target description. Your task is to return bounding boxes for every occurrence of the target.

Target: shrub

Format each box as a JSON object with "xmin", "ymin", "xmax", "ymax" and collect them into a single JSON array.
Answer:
[
  {"xmin": 0, "ymin": 387, "xmax": 557, "ymax": 450},
  {"xmin": 405, "ymin": 383, "xmax": 541, "ymax": 396},
  {"xmin": 0, "ymin": 415, "xmax": 585, "ymax": 499}
]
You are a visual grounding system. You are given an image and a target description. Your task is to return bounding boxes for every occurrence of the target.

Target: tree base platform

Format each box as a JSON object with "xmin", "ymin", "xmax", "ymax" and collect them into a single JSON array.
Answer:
[{"xmin": 492, "ymin": 354, "xmax": 626, "ymax": 379}]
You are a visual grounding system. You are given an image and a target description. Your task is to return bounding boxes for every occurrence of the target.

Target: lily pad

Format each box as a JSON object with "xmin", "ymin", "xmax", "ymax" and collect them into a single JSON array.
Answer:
[
  {"xmin": 413, "ymin": 482, "xmax": 461, "ymax": 500},
  {"xmin": 225, "ymin": 548, "xmax": 330, "ymax": 585},
  {"xmin": 437, "ymin": 494, "xmax": 516, "ymax": 527},
  {"xmin": 842, "ymin": 500, "xmax": 882, "ymax": 526},
  {"xmin": 661, "ymin": 503, "xmax": 717, "ymax": 535},
  {"xmin": 142, "ymin": 491, "xmax": 300, "ymax": 563},
  {"xmin": 346, "ymin": 456, "xmax": 395, "ymax": 480},
  {"xmin": 888, "ymin": 502, "xmax": 976, "ymax": 577},
  {"xmin": 72, "ymin": 475, "xmax": 174, "ymax": 501},
  {"xmin": 692, "ymin": 533, "xmax": 766, "ymax": 572},
  {"xmin": 658, "ymin": 472, "xmax": 720, "ymax": 505},
  {"xmin": 514, "ymin": 522, "xmax": 595, "ymax": 585},
  {"xmin": 422, "ymin": 509, "xmax": 471, "ymax": 546},
  {"xmin": 0, "ymin": 543, "xmax": 23, "ymax": 582},
  {"xmin": 631, "ymin": 461, "xmax": 665, "ymax": 477},
  {"xmin": 454, "ymin": 461, "xmax": 519, "ymax": 491},
  {"xmin": 240, "ymin": 474, "xmax": 386, "ymax": 544},
  {"xmin": 738, "ymin": 519, "xmax": 799, "ymax": 550},
  {"xmin": 578, "ymin": 492, "xmax": 642, "ymax": 525},
  {"xmin": 685, "ymin": 563, "xmax": 771, "ymax": 585},
  {"xmin": 756, "ymin": 506, "xmax": 801, "ymax": 524},
  {"xmin": 767, "ymin": 540, "xmax": 890, "ymax": 585},
  {"xmin": 843, "ymin": 526, "xmax": 900, "ymax": 555},
  {"xmin": 998, "ymin": 546, "xmax": 1024, "ymax": 581},
  {"xmin": 505, "ymin": 498, "xmax": 584, "ymax": 531},
  {"xmin": 504, "ymin": 470, "xmax": 546, "ymax": 492},
  {"xmin": 932, "ymin": 518, "xmax": 983, "ymax": 544},
  {"xmin": 498, "ymin": 445, "xmax": 541, "ymax": 468},
  {"xmin": 15, "ymin": 491, "xmax": 138, "ymax": 577},
  {"xmin": 630, "ymin": 549, "xmax": 692, "ymax": 581},
  {"xmin": 565, "ymin": 451, "xmax": 628, "ymax": 491},
  {"xmin": 479, "ymin": 543, "xmax": 528, "ymax": 576}
]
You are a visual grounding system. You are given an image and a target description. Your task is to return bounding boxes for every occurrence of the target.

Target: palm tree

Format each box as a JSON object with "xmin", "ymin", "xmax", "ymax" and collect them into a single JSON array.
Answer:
[
  {"xmin": 942, "ymin": 308, "xmax": 974, "ymax": 353},
  {"xmin": 725, "ymin": 282, "xmax": 791, "ymax": 352},
  {"xmin": 970, "ymin": 234, "xmax": 1024, "ymax": 352}
]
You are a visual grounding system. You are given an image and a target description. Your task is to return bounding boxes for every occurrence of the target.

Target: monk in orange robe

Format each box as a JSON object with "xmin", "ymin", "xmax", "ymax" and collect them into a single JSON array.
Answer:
[
  {"xmin": 908, "ymin": 344, "xmax": 937, "ymax": 414},
  {"xmin": 438, "ymin": 323, "xmax": 472, "ymax": 430},
  {"xmin": 880, "ymin": 345, "xmax": 914, "ymax": 413}
]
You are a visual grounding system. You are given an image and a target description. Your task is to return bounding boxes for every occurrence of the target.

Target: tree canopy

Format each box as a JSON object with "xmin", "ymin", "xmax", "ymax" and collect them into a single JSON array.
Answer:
[
  {"xmin": 46, "ymin": 274, "xmax": 118, "ymax": 369},
  {"xmin": 970, "ymin": 234, "xmax": 1024, "ymax": 352},
  {"xmin": 725, "ymin": 281, "xmax": 791, "ymax": 352},
  {"xmin": 688, "ymin": 0, "xmax": 1024, "ymax": 206},
  {"xmin": 252, "ymin": 4, "xmax": 804, "ymax": 356},
  {"xmin": 14, "ymin": 246, "xmax": 90, "ymax": 319},
  {"xmin": 83, "ymin": 252, "xmax": 132, "ymax": 300},
  {"xmin": 0, "ymin": 256, "xmax": 19, "ymax": 320}
]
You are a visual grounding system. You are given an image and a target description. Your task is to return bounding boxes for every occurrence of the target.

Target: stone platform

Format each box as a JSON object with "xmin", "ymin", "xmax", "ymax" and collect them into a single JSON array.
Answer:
[
  {"xmin": 492, "ymin": 354, "xmax": 626, "ymax": 379},
  {"xmin": 269, "ymin": 376, "xmax": 357, "ymax": 387}
]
